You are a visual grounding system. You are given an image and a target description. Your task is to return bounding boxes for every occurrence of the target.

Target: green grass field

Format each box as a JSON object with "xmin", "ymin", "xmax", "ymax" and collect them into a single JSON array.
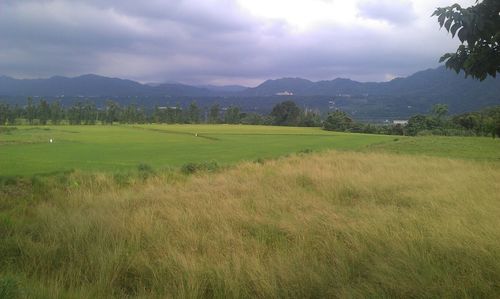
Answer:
[
  {"xmin": 2, "ymin": 124, "xmax": 500, "ymax": 298},
  {"xmin": 1, "ymin": 150, "xmax": 500, "ymax": 298},
  {"xmin": 0, "ymin": 125, "xmax": 393, "ymax": 176},
  {"xmin": 2, "ymin": 124, "xmax": 499, "ymax": 176}
]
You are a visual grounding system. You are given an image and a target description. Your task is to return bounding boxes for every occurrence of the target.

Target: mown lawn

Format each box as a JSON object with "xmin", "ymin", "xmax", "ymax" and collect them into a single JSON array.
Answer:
[
  {"xmin": 2, "ymin": 124, "xmax": 500, "ymax": 177},
  {"xmin": 0, "ymin": 125, "xmax": 394, "ymax": 176}
]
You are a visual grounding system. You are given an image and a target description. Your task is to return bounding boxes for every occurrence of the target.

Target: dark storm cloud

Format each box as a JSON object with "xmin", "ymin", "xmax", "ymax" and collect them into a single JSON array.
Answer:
[{"xmin": 0, "ymin": 0, "xmax": 460, "ymax": 85}]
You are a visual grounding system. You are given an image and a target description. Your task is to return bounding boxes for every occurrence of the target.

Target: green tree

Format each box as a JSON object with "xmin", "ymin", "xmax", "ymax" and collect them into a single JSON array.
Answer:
[
  {"xmin": 83, "ymin": 102, "xmax": 98, "ymax": 125},
  {"xmin": 224, "ymin": 106, "xmax": 241, "ymax": 124},
  {"xmin": 484, "ymin": 106, "xmax": 500, "ymax": 137},
  {"xmin": 153, "ymin": 106, "xmax": 166, "ymax": 123},
  {"xmin": 26, "ymin": 97, "xmax": 35, "ymax": 125},
  {"xmin": 123, "ymin": 104, "xmax": 142, "ymax": 124},
  {"xmin": 452, "ymin": 113, "xmax": 477, "ymax": 131},
  {"xmin": 406, "ymin": 115, "xmax": 426, "ymax": 136},
  {"xmin": 7, "ymin": 105, "xmax": 20, "ymax": 125},
  {"xmin": 68, "ymin": 102, "xmax": 83, "ymax": 125},
  {"xmin": 270, "ymin": 101, "xmax": 301, "ymax": 126},
  {"xmin": 187, "ymin": 102, "xmax": 200, "ymax": 124},
  {"xmin": 164, "ymin": 107, "xmax": 175, "ymax": 124},
  {"xmin": 208, "ymin": 103, "xmax": 221, "ymax": 124},
  {"xmin": 104, "ymin": 100, "xmax": 120, "ymax": 125},
  {"xmin": 323, "ymin": 110, "xmax": 353, "ymax": 131},
  {"xmin": 0, "ymin": 103, "xmax": 8, "ymax": 125},
  {"xmin": 433, "ymin": 0, "xmax": 500, "ymax": 80},
  {"xmin": 50, "ymin": 101, "xmax": 63, "ymax": 125},
  {"xmin": 299, "ymin": 109, "xmax": 322, "ymax": 127},
  {"xmin": 175, "ymin": 105, "xmax": 184, "ymax": 123},
  {"xmin": 241, "ymin": 113, "xmax": 266, "ymax": 125},
  {"xmin": 432, "ymin": 104, "xmax": 449, "ymax": 120},
  {"xmin": 38, "ymin": 99, "xmax": 50, "ymax": 125}
]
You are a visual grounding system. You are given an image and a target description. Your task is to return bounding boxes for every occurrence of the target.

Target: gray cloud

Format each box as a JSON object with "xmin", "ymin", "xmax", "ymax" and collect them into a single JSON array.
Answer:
[
  {"xmin": 0, "ymin": 0, "xmax": 462, "ymax": 85},
  {"xmin": 357, "ymin": 0, "xmax": 416, "ymax": 25}
]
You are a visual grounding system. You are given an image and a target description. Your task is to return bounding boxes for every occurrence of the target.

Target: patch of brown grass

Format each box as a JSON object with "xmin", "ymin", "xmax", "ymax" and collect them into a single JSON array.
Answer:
[{"xmin": 2, "ymin": 151, "xmax": 500, "ymax": 298}]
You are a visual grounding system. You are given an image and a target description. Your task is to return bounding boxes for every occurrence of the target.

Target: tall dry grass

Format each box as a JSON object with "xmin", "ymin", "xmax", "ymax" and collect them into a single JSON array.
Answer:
[{"xmin": 1, "ymin": 151, "xmax": 500, "ymax": 298}]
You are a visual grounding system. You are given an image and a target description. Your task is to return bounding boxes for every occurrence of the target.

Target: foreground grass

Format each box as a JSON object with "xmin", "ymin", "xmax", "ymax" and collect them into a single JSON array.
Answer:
[{"xmin": 1, "ymin": 151, "xmax": 500, "ymax": 298}]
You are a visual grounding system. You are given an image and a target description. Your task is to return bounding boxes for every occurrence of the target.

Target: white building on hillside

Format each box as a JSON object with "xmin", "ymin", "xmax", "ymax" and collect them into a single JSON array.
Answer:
[{"xmin": 393, "ymin": 120, "xmax": 408, "ymax": 125}]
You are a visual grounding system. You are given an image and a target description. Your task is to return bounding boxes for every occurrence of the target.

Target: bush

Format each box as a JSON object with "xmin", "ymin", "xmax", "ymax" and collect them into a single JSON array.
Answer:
[
  {"xmin": 254, "ymin": 158, "xmax": 266, "ymax": 165},
  {"xmin": 181, "ymin": 161, "xmax": 220, "ymax": 174},
  {"xmin": 137, "ymin": 163, "xmax": 155, "ymax": 180},
  {"xmin": 0, "ymin": 176, "xmax": 18, "ymax": 187},
  {"xmin": 0, "ymin": 275, "xmax": 22, "ymax": 299},
  {"xmin": 113, "ymin": 172, "xmax": 132, "ymax": 186},
  {"xmin": 298, "ymin": 149, "xmax": 314, "ymax": 155}
]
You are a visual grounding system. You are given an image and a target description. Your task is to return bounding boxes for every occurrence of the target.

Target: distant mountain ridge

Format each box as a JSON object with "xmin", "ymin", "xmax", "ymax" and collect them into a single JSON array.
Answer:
[
  {"xmin": 1, "ymin": 67, "xmax": 500, "ymax": 99},
  {"xmin": 0, "ymin": 74, "xmax": 210, "ymax": 97},
  {"xmin": 244, "ymin": 67, "xmax": 500, "ymax": 97},
  {"xmin": 1, "ymin": 67, "xmax": 500, "ymax": 116}
]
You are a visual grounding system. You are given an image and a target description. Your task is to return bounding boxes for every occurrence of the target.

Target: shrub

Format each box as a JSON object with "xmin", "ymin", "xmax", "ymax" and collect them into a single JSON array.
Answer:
[
  {"xmin": 113, "ymin": 172, "xmax": 132, "ymax": 186},
  {"xmin": 298, "ymin": 149, "xmax": 314, "ymax": 155},
  {"xmin": 181, "ymin": 161, "xmax": 220, "ymax": 174},
  {"xmin": 254, "ymin": 158, "xmax": 266, "ymax": 165},
  {"xmin": 137, "ymin": 163, "xmax": 155, "ymax": 180},
  {"xmin": 0, "ymin": 275, "xmax": 22, "ymax": 299}
]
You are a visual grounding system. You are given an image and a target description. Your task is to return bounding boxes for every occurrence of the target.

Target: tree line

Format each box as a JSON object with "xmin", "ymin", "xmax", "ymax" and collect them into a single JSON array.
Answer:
[
  {"xmin": 323, "ymin": 104, "xmax": 500, "ymax": 138},
  {"xmin": 2, "ymin": 98, "xmax": 499, "ymax": 138},
  {"xmin": 0, "ymin": 98, "xmax": 321, "ymax": 127},
  {"xmin": 406, "ymin": 105, "xmax": 500, "ymax": 137}
]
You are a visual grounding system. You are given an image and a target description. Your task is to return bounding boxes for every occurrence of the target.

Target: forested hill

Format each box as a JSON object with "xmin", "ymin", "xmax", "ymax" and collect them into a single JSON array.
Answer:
[
  {"xmin": 0, "ymin": 74, "xmax": 211, "ymax": 97},
  {"xmin": 243, "ymin": 67, "xmax": 500, "ymax": 98},
  {"xmin": 1, "ymin": 67, "xmax": 500, "ymax": 116},
  {"xmin": 1, "ymin": 67, "xmax": 499, "ymax": 98}
]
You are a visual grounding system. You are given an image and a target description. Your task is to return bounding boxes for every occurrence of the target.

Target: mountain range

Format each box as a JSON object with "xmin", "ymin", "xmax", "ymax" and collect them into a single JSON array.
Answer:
[
  {"xmin": 244, "ymin": 67, "xmax": 500, "ymax": 98},
  {"xmin": 1, "ymin": 67, "xmax": 499, "ymax": 118},
  {"xmin": 0, "ymin": 74, "xmax": 212, "ymax": 97},
  {"xmin": 1, "ymin": 66, "xmax": 499, "ymax": 99}
]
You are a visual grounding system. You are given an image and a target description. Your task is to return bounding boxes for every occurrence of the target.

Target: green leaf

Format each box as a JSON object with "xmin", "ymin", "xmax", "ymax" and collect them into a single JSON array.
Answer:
[
  {"xmin": 438, "ymin": 14, "xmax": 446, "ymax": 27},
  {"xmin": 450, "ymin": 22, "xmax": 461, "ymax": 37},
  {"xmin": 444, "ymin": 18, "xmax": 453, "ymax": 31},
  {"xmin": 457, "ymin": 28, "xmax": 467, "ymax": 43}
]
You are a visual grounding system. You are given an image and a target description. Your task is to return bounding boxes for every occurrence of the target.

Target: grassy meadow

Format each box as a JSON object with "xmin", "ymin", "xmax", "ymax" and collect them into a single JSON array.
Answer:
[
  {"xmin": 1, "ymin": 124, "xmax": 500, "ymax": 298},
  {"xmin": 1, "ymin": 124, "xmax": 499, "ymax": 177},
  {"xmin": 1, "ymin": 125, "xmax": 395, "ymax": 176}
]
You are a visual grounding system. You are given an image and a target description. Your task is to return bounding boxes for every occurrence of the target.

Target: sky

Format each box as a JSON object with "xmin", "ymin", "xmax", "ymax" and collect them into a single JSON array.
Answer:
[{"xmin": 0, "ymin": 0, "xmax": 475, "ymax": 86}]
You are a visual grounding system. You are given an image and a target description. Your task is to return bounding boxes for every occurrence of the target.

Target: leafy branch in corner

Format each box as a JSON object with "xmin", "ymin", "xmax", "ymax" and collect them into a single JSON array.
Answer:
[{"xmin": 433, "ymin": 0, "xmax": 500, "ymax": 80}]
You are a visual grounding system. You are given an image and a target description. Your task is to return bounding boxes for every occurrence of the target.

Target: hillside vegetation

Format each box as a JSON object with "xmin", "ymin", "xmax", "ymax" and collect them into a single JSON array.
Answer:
[{"xmin": 1, "ymin": 150, "xmax": 500, "ymax": 298}]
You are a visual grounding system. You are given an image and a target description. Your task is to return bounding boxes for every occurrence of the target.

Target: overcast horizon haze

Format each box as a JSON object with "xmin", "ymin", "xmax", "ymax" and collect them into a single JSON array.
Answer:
[{"xmin": 0, "ymin": 0, "xmax": 475, "ymax": 87}]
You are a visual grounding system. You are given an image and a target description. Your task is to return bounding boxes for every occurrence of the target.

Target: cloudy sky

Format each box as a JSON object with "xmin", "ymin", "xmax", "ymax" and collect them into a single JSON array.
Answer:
[{"xmin": 0, "ymin": 0, "xmax": 475, "ymax": 86}]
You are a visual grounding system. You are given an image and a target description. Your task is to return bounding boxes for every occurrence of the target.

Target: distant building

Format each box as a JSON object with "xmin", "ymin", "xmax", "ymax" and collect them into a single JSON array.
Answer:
[
  {"xmin": 276, "ymin": 91, "xmax": 293, "ymax": 96},
  {"xmin": 157, "ymin": 106, "xmax": 180, "ymax": 110},
  {"xmin": 393, "ymin": 120, "xmax": 408, "ymax": 125}
]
